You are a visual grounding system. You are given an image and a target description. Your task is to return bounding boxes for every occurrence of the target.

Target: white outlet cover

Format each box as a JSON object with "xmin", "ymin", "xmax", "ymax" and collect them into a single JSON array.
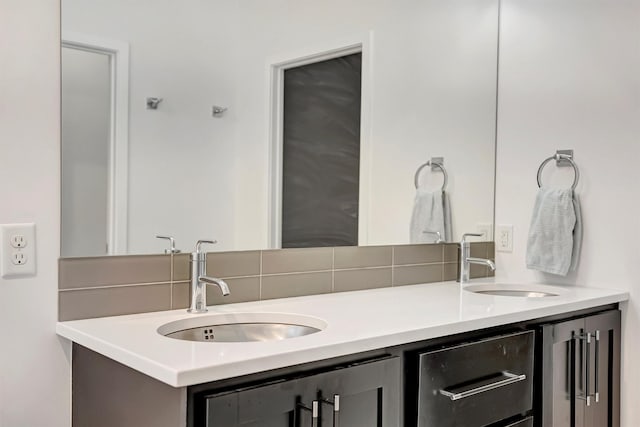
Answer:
[
  {"xmin": 1, "ymin": 223, "xmax": 36, "ymax": 278},
  {"xmin": 496, "ymin": 224, "xmax": 514, "ymax": 252}
]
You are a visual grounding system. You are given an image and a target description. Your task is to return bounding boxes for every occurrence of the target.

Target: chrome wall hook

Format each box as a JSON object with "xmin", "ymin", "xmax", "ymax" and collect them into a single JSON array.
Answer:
[
  {"xmin": 146, "ymin": 97, "xmax": 163, "ymax": 110},
  {"xmin": 212, "ymin": 105, "xmax": 228, "ymax": 117}
]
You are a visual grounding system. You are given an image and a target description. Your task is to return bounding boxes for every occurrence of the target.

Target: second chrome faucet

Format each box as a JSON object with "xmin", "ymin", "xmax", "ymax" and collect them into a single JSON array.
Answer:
[
  {"xmin": 188, "ymin": 240, "xmax": 230, "ymax": 313},
  {"xmin": 457, "ymin": 233, "xmax": 496, "ymax": 284}
]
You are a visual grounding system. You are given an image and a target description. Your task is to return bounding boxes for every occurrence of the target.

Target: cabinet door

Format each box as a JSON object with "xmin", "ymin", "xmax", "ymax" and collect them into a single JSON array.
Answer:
[
  {"xmin": 584, "ymin": 310, "xmax": 621, "ymax": 427},
  {"xmin": 205, "ymin": 377, "xmax": 314, "ymax": 427},
  {"xmin": 204, "ymin": 356, "xmax": 400, "ymax": 427},
  {"xmin": 541, "ymin": 318, "xmax": 584, "ymax": 427},
  {"xmin": 314, "ymin": 356, "xmax": 401, "ymax": 427},
  {"xmin": 540, "ymin": 310, "xmax": 621, "ymax": 427}
]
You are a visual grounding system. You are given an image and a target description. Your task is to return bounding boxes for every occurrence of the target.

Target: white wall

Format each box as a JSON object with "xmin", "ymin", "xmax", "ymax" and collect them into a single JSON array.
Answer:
[
  {"xmin": 495, "ymin": 0, "xmax": 640, "ymax": 425},
  {"xmin": 0, "ymin": 1, "xmax": 71, "ymax": 427},
  {"xmin": 63, "ymin": 0, "xmax": 498, "ymax": 253}
]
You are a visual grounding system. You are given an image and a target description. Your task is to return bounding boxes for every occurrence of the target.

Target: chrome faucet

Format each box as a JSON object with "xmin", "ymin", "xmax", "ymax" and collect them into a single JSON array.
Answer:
[
  {"xmin": 188, "ymin": 240, "xmax": 230, "ymax": 313},
  {"xmin": 457, "ymin": 233, "xmax": 496, "ymax": 284}
]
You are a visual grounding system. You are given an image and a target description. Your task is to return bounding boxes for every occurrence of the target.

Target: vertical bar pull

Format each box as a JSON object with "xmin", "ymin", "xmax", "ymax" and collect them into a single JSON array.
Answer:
[
  {"xmin": 296, "ymin": 398, "xmax": 319, "ymax": 427},
  {"xmin": 311, "ymin": 400, "xmax": 319, "ymax": 427},
  {"xmin": 594, "ymin": 330, "xmax": 600, "ymax": 403},
  {"xmin": 577, "ymin": 332, "xmax": 592, "ymax": 406},
  {"xmin": 322, "ymin": 394, "xmax": 340, "ymax": 427}
]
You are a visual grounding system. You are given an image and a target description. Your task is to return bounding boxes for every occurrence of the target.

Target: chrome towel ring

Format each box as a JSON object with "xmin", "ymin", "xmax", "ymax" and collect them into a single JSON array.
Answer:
[
  {"xmin": 536, "ymin": 153, "xmax": 580, "ymax": 190},
  {"xmin": 414, "ymin": 159, "xmax": 448, "ymax": 190}
]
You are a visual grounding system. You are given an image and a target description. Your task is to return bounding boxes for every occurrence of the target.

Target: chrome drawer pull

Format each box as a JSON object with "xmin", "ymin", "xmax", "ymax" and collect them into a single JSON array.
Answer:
[
  {"xmin": 296, "ymin": 398, "xmax": 319, "ymax": 427},
  {"xmin": 439, "ymin": 372, "xmax": 527, "ymax": 401},
  {"xmin": 321, "ymin": 394, "xmax": 340, "ymax": 427}
]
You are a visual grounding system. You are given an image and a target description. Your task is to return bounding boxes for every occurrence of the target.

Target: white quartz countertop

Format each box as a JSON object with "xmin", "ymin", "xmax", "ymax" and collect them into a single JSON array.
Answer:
[{"xmin": 56, "ymin": 280, "xmax": 628, "ymax": 388}]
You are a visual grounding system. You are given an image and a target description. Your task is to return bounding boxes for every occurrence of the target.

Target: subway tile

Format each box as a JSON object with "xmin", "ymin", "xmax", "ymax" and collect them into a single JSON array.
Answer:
[
  {"xmin": 171, "ymin": 282, "xmax": 190, "ymax": 309},
  {"xmin": 262, "ymin": 247, "xmax": 333, "ymax": 274},
  {"xmin": 443, "ymin": 244, "xmax": 459, "ymax": 262},
  {"xmin": 334, "ymin": 268, "xmax": 392, "ymax": 292},
  {"xmin": 261, "ymin": 272, "xmax": 332, "ymax": 300},
  {"xmin": 207, "ymin": 277, "xmax": 261, "ymax": 305},
  {"xmin": 470, "ymin": 242, "xmax": 488, "ymax": 258},
  {"xmin": 172, "ymin": 277, "xmax": 261, "ymax": 309},
  {"xmin": 59, "ymin": 255, "xmax": 171, "ymax": 289},
  {"xmin": 172, "ymin": 253, "xmax": 191, "ymax": 281},
  {"xmin": 487, "ymin": 242, "xmax": 495, "ymax": 259},
  {"xmin": 443, "ymin": 263, "xmax": 458, "ymax": 281},
  {"xmin": 58, "ymin": 284, "xmax": 171, "ymax": 321},
  {"xmin": 393, "ymin": 264, "xmax": 443, "ymax": 286},
  {"xmin": 205, "ymin": 251, "xmax": 261, "ymax": 278},
  {"xmin": 334, "ymin": 246, "xmax": 392, "ymax": 269},
  {"xmin": 470, "ymin": 263, "xmax": 490, "ymax": 279},
  {"xmin": 393, "ymin": 244, "xmax": 442, "ymax": 265}
]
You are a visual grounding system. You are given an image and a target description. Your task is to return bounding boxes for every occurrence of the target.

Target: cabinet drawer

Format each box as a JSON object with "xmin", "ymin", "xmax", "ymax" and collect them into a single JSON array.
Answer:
[{"xmin": 417, "ymin": 330, "xmax": 534, "ymax": 427}]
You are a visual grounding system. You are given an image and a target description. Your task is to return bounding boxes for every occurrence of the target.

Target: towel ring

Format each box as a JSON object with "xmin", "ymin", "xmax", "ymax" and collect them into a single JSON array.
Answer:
[
  {"xmin": 414, "ymin": 160, "xmax": 448, "ymax": 191},
  {"xmin": 536, "ymin": 153, "xmax": 580, "ymax": 190}
]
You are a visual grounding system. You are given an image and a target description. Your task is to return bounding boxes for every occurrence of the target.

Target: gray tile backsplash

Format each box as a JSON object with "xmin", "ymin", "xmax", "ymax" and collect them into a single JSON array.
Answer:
[
  {"xmin": 59, "ymin": 255, "xmax": 172, "ymax": 289},
  {"xmin": 334, "ymin": 267, "xmax": 392, "ymax": 292},
  {"xmin": 262, "ymin": 247, "xmax": 333, "ymax": 274},
  {"xmin": 334, "ymin": 246, "xmax": 392, "ymax": 269},
  {"xmin": 58, "ymin": 242, "xmax": 495, "ymax": 320}
]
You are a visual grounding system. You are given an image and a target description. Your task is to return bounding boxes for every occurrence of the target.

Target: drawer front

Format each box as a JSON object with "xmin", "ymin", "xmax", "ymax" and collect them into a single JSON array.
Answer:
[{"xmin": 417, "ymin": 330, "xmax": 534, "ymax": 427}]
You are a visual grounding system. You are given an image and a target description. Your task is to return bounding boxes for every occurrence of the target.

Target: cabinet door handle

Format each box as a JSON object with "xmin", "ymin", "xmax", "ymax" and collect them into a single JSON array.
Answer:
[
  {"xmin": 594, "ymin": 330, "xmax": 600, "ymax": 403},
  {"xmin": 577, "ymin": 332, "xmax": 592, "ymax": 406},
  {"xmin": 439, "ymin": 371, "xmax": 526, "ymax": 401},
  {"xmin": 296, "ymin": 398, "xmax": 319, "ymax": 427},
  {"xmin": 321, "ymin": 394, "xmax": 340, "ymax": 427}
]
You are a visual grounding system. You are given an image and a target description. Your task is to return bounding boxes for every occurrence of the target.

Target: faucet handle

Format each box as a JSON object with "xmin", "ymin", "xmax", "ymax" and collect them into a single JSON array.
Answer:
[
  {"xmin": 195, "ymin": 239, "xmax": 217, "ymax": 255},
  {"xmin": 461, "ymin": 233, "xmax": 483, "ymax": 244},
  {"xmin": 156, "ymin": 235, "xmax": 181, "ymax": 254}
]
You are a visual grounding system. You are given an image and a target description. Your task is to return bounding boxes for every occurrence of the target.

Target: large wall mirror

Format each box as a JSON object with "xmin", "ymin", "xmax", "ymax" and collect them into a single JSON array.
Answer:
[{"xmin": 61, "ymin": 0, "xmax": 499, "ymax": 257}]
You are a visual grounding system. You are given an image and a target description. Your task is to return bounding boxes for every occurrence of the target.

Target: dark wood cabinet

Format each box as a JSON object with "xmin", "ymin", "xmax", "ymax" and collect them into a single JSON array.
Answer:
[
  {"xmin": 201, "ymin": 356, "xmax": 400, "ymax": 427},
  {"xmin": 539, "ymin": 310, "xmax": 621, "ymax": 427}
]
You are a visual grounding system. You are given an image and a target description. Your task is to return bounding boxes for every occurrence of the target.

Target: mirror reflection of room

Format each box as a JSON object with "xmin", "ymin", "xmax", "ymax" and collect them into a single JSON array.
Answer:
[{"xmin": 61, "ymin": 0, "xmax": 498, "ymax": 257}]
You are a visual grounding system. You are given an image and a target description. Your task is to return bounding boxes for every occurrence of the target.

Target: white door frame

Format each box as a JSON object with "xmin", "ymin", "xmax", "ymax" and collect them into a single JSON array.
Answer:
[
  {"xmin": 267, "ymin": 35, "xmax": 373, "ymax": 248},
  {"xmin": 62, "ymin": 32, "xmax": 130, "ymax": 254}
]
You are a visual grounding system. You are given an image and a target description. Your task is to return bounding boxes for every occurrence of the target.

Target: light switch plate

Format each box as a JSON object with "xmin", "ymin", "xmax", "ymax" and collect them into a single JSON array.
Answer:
[{"xmin": 1, "ymin": 223, "xmax": 36, "ymax": 278}]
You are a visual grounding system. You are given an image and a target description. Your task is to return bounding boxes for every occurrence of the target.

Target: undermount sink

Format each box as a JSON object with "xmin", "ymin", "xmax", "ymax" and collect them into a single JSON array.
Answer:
[
  {"xmin": 158, "ymin": 312, "xmax": 326, "ymax": 343},
  {"xmin": 463, "ymin": 283, "xmax": 567, "ymax": 298}
]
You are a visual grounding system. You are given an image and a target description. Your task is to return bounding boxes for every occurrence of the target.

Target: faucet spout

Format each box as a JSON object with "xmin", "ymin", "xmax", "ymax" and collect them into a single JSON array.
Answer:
[
  {"xmin": 465, "ymin": 257, "xmax": 496, "ymax": 271},
  {"xmin": 199, "ymin": 275, "xmax": 230, "ymax": 296},
  {"xmin": 188, "ymin": 240, "xmax": 231, "ymax": 313},
  {"xmin": 457, "ymin": 233, "xmax": 496, "ymax": 284}
]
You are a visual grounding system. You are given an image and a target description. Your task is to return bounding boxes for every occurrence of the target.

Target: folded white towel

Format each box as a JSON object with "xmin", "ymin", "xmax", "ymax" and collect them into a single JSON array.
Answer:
[
  {"xmin": 526, "ymin": 187, "xmax": 582, "ymax": 276},
  {"xmin": 410, "ymin": 189, "xmax": 452, "ymax": 243}
]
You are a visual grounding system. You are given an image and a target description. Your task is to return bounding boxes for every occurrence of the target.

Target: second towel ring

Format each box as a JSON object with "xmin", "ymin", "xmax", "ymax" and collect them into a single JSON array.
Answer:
[
  {"xmin": 414, "ymin": 160, "xmax": 448, "ymax": 190},
  {"xmin": 536, "ymin": 153, "xmax": 580, "ymax": 190}
]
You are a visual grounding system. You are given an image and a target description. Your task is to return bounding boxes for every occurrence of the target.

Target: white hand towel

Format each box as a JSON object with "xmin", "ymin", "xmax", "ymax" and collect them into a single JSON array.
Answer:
[
  {"xmin": 526, "ymin": 187, "xmax": 582, "ymax": 276},
  {"xmin": 410, "ymin": 189, "xmax": 451, "ymax": 243}
]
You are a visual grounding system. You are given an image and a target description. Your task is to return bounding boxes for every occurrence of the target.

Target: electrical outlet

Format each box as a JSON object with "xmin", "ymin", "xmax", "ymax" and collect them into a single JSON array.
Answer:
[
  {"xmin": 477, "ymin": 223, "xmax": 493, "ymax": 242},
  {"xmin": 1, "ymin": 223, "xmax": 36, "ymax": 278},
  {"xmin": 12, "ymin": 252, "xmax": 27, "ymax": 265},
  {"xmin": 496, "ymin": 224, "xmax": 513, "ymax": 252},
  {"xmin": 10, "ymin": 234, "xmax": 26, "ymax": 248}
]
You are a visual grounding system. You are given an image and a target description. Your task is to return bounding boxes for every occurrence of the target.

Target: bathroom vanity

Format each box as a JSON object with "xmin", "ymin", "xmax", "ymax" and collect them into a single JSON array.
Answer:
[{"xmin": 57, "ymin": 281, "xmax": 627, "ymax": 427}]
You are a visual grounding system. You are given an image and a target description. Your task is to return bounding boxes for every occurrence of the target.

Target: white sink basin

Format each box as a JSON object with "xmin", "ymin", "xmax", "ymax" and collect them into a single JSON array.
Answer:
[
  {"xmin": 463, "ymin": 283, "xmax": 568, "ymax": 298},
  {"xmin": 158, "ymin": 312, "xmax": 327, "ymax": 343}
]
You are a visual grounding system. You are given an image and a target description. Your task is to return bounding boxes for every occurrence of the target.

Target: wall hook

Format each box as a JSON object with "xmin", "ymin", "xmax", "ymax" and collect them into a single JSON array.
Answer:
[
  {"xmin": 212, "ymin": 105, "xmax": 228, "ymax": 117},
  {"xmin": 146, "ymin": 97, "xmax": 163, "ymax": 110}
]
